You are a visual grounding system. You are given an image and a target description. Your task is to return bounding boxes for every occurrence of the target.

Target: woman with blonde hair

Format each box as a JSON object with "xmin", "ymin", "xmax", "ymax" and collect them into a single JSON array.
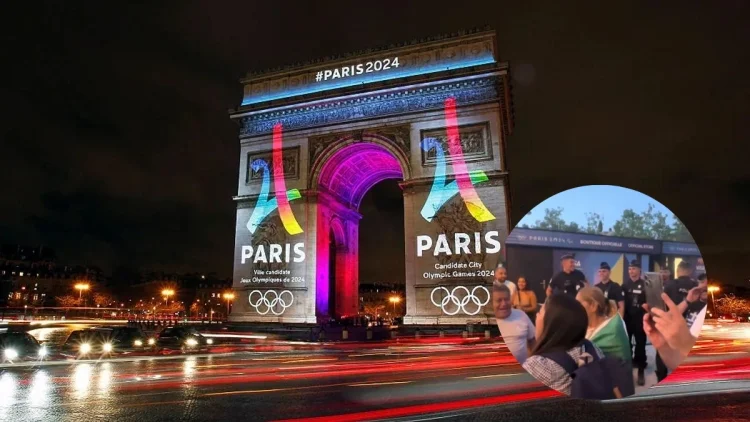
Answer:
[{"xmin": 576, "ymin": 286, "xmax": 632, "ymax": 364}]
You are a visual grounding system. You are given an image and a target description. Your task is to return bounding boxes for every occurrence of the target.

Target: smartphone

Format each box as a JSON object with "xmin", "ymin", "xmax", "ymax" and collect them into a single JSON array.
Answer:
[{"xmin": 644, "ymin": 274, "xmax": 665, "ymax": 312}]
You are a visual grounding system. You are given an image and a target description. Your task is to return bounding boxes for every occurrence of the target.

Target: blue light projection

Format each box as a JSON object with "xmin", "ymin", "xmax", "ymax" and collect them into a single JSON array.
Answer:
[{"xmin": 241, "ymin": 56, "xmax": 496, "ymax": 106}]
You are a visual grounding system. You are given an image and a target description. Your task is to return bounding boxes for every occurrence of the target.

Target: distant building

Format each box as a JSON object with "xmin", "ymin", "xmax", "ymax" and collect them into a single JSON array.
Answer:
[
  {"xmin": 126, "ymin": 273, "xmax": 232, "ymax": 318},
  {"xmin": 358, "ymin": 281, "xmax": 404, "ymax": 317},
  {"xmin": 0, "ymin": 244, "xmax": 56, "ymax": 263},
  {"xmin": 1, "ymin": 245, "xmax": 102, "ymax": 307}
]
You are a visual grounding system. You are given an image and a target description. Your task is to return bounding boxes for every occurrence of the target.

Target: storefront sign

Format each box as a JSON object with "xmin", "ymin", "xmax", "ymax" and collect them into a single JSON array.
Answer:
[
  {"xmin": 662, "ymin": 242, "xmax": 702, "ymax": 256},
  {"xmin": 507, "ymin": 228, "xmax": 662, "ymax": 254}
]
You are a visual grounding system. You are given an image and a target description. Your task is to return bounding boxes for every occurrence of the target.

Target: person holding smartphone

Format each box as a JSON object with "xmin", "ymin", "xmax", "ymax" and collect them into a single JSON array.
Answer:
[
  {"xmin": 643, "ymin": 292, "xmax": 705, "ymax": 373},
  {"xmin": 656, "ymin": 260, "xmax": 698, "ymax": 381}
]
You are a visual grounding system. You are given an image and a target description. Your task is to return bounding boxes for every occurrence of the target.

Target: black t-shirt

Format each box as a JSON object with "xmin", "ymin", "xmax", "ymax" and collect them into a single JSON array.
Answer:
[
  {"xmin": 684, "ymin": 299, "xmax": 707, "ymax": 329},
  {"xmin": 596, "ymin": 280, "xmax": 625, "ymax": 303},
  {"xmin": 549, "ymin": 269, "xmax": 587, "ymax": 297},
  {"xmin": 664, "ymin": 276, "xmax": 698, "ymax": 308},
  {"xmin": 622, "ymin": 278, "xmax": 647, "ymax": 315}
]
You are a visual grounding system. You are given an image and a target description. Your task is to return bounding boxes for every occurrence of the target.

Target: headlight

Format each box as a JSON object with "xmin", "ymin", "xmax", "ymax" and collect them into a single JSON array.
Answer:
[
  {"xmin": 185, "ymin": 338, "xmax": 198, "ymax": 347},
  {"xmin": 134, "ymin": 340, "xmax": 143, "ymax": 347},
  {"xmin": 4, "ymin": 348, "xmax": 18, "ymax": 360},
  {"xmin": 147, "ymin": 338, "xmax": 155, "ymax": 346},
  {"xmin": 206, "ymin": 339, "xmax": 213, "ymax": 345},
  {"xmin": 80, "ymin": 343, "xmax": 91, "ymax": 354},
  {"xmin": 103, "ymin": 343, "xmax": 113, "ymax": 353},
  {"xmin": 38, "ymin": 346, "xmax": 47, "ymax": 357}
]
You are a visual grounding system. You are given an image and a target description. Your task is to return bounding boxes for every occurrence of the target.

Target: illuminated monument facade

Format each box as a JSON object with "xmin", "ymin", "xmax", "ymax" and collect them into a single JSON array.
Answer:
[{"xmin": 230, "ymin": 29, "xmax": 514, "ymax": 325}]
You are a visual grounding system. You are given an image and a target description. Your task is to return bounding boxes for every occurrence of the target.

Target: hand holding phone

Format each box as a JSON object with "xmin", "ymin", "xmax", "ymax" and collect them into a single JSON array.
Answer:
[{"xmin": 644, "ymin": 276, "xmax": 665, "ymax": 313}]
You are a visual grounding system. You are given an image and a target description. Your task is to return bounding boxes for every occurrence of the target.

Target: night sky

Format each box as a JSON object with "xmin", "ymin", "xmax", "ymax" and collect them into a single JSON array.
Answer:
[{"xmin": 3, "ymin": 2, "xmax": 748, "ymax": 286}]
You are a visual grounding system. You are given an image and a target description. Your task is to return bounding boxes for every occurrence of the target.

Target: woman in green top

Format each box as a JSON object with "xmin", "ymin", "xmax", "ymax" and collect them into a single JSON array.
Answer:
[{"xmin": 576, "ymin": 286, "xmax": 632, "ymax": 364}]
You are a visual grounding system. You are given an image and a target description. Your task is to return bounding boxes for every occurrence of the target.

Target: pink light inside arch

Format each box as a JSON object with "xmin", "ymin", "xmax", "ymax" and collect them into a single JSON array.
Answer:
[{"xmin": 315, "ymin": 142, "xmax": 405, "ymax": 318}]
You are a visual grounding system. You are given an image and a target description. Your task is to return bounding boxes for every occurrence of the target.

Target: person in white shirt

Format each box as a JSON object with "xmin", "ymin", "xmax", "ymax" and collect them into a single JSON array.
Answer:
[
  {"xmin": 493, "ymin": 281, "xmax": 535, "ymax": 364},
  {"xmin": 494, "ymin": 265, "xmax": 518, "ymax": 305}
]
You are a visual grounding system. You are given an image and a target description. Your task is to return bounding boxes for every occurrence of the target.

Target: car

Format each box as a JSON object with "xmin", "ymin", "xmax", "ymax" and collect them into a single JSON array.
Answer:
[
  {"xmin": 1, "ymin": 331, "xmax": 48, "ymax": 362},
  {"xmin": 62, "ymin": 326, "xmax": 156, "ymax": 356},
  {"xmin": 97, "ymin": 326, "xmax": 156, "ymax": 352},
  {"xmin": 156, "ymin": 326, "xmax": 212, "ymax": 352}
]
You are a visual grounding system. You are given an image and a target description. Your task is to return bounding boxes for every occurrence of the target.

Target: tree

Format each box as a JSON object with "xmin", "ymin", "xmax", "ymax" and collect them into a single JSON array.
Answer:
[
  {"xmin": 156, "ymin": 300, "xmax": 184, "ymax": 314},
  {"xmin": 93, "ymin": 293, "xmax": 114, "ymax": 307},
  {"xmin": 612, "ymin": 203, "xmax": 674, "ymax": 240},
  {"xmin": 651, "ymin": 211, "xmax": 673, "ymax": 240},
  {"xmin": 534, "ymin": 207, "xmax": 568, "ymax": 231},
  {"xmin": 613, "ymin": 209, "xmax": 649, "ymax": 238},
  {"xmin": 363, "ymin": 303, "xmax": 386, "ymax": 317},
  {"xmin": 585, "ymin": 212, "xmax": 603, "ymax": 234},
  {"xmin": 672, "ymin": 217, "xmax": 694, "ymax": 242},
  {"xmin": 715, "ymin": 294, "xmax": 750, "ymax": 316},
  {"xmin": 190, "ymin": 302, "xmax": 205, "ymax": 317},
  {"xmin": 56, "ymin": 295, "xmax": 81, "ymax": 307}
]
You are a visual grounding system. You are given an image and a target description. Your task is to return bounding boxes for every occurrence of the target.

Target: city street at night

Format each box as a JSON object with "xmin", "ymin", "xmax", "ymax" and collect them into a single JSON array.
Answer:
[
  {"xmin": 3, "ymin": 3, "xmax": 750, "ymax": 421},
  {"xmin": 0, "ymin": 321, "xmax": 749, "ymax": 421}
]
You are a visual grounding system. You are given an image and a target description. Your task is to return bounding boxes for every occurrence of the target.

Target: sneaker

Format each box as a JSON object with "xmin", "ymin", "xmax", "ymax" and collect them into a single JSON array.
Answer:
[{"xmin": 637, "ymin": 368, "xmax": 645, "ymax": 386}]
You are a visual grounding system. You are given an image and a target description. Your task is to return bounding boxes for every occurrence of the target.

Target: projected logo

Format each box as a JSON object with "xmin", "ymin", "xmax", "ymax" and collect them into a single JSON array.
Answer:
[
  {"xmin": 247, "ymin": 123, "xmax": 303, "ymax": 236},
  {"xmin": 430, "ymin": 285, "xmax": 490, "ymax": 316},
  {"xmin": 420, "ymin": 97, "xmax": 496, "ymax": 223}
]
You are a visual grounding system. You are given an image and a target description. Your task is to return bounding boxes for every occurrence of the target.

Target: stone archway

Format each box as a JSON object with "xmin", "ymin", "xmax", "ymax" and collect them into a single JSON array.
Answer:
[{"xmin": 310, "ymin": 133, "xmax": 411, "ymax": 320}]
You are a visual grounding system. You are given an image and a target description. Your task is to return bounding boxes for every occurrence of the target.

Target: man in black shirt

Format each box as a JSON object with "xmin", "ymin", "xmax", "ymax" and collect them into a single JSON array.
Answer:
[
  {"xmin": 546, "ymin": 253, "xmax": 588, "ymax": 298},
  {"xmin": 595, "ymin": 261, "xmax": 625, "ymax": 318},
  {"xmin": 655, "ymin": 260, "xmax": 698, "ymax": 382},
  {"xmin": 622, "ymin": 259, "xmax": 647, "ymax": 386},
  {"xmin": 677, "ymin": 273, "xmax": 708, "ymax": 329},
  {"xmin": 665, "ymin": 261, "xmax": 699, "ymax": 308}
]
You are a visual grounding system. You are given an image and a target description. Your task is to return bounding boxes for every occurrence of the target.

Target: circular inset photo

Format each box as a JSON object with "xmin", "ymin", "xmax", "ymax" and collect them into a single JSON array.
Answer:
[{"xmin": 494, "ymin": 185, "xmax": 708, "ymax": 400}]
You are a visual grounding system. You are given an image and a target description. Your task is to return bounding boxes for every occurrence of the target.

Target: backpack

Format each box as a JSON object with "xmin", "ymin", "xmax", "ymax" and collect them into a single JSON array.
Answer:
[{"xmin": 542, "ymin": 340, "xmax": 635, "ymax": 400}]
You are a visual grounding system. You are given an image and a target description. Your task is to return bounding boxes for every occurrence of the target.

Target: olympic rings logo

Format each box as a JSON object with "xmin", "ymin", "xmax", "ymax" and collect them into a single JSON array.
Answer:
[
  {"xmin": 430, "ymin": 285, "xmax": 490, "ymax": 316},
  {"xmin": 248, "ymin": 290, "xmax": 294, "ymax": 315}
]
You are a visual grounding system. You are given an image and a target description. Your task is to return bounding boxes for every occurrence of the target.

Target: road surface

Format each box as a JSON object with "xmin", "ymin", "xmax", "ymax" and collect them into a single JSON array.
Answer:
[{"xmin": 0, "ymin": 321, "xmax": 747, "ymax": 421}]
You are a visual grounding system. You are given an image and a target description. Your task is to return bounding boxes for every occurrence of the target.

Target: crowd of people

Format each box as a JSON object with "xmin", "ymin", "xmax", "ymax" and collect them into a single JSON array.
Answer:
[{"xmin": 492, "ymin": 254, "xmax": 708, "ymax": 399}]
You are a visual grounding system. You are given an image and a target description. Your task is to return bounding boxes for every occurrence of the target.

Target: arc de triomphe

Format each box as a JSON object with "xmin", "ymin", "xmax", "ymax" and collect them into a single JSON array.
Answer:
[{"xmin": 229, "ymin": 29, "xmax": 514, "ymax": 326}]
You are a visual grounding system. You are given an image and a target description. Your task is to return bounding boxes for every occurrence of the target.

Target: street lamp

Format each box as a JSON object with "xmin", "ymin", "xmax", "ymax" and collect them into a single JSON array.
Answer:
[
  {"xmin": 75, "ymin": 283, "xmax": 90, "ymax": 306},
  {"xmin": 223, "ymin": 293, "xmax": 235, "ymax": 318},
  {"xmin": 708, "ymin": 285, "xmax": 720, "ymax": 316},
  {"xmin": 389, "ymin": 296, "xmax": 401, "ymax": 315},
  {"xmin": 161, "ymin": 289, "xmax": 175, "ymax": 307}
]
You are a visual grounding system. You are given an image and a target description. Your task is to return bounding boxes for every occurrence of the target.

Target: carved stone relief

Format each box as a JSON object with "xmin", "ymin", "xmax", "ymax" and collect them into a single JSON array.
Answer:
[
  {"xmin": 308, "ymin": 125, "xmax": 411, "ymax": 167},
  {"xmin": 431, "ymin": 197, "xmax": 488, "ymax": 269},
  {"xmin": 420, "ymin": 123, "xmax": 492, "ymax": 166},
  {"xmin": 249, "ymin": 219, "xmax": 288, "ymax": 273},
  {"xmin": 239, "ymin": 76, "xmax": 501, "ymax": 137},
  {"xmin": 246, "ymin": 146, "xmax": 300, "ymax": 184}
]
